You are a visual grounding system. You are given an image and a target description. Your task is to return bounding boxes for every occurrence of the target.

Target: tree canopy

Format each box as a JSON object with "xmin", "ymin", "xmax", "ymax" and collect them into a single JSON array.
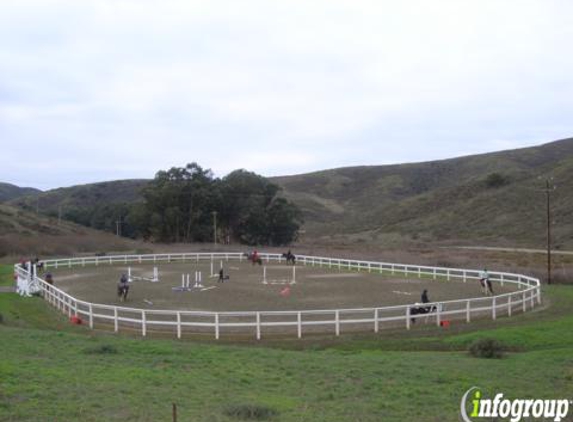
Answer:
[{"xmin": 132, "ymin": 164, "xmax": 302, "ymax": 245}]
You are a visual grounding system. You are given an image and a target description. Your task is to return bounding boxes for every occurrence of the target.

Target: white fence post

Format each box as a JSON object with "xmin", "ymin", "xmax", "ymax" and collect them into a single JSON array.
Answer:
[
  {"xmin": 256, "ymin": 312, "xmax": 261, "ymax": 340},
  {"xmin": 114, "ymin": 308, "xmax": 119, "ymax": 332},
  {"xmin": 492, "ymin": 297, "xmax": 496, "ymax": 320},
  {"xmin": 335, "ymin": 310, "xmax": 340, "ymax": 336},
  {"xmin": 530, "ymin": 291, "xmax": 535, "ymax": 308},
  {"xmin": 406, "ymin": 307, "xmax": 410, "ymax": 330},
  {"xmin": 297, "ymin": 312, "xmax": 302, "ymax": 338},
  {"xmin": 466, "ymin": 301, "xmax": 471, "ymax": 323},
  {"xmin": 215, "ymin": 313, "xmax": 220, "ymax": 340},
  {"xmin": 177, "ymin": 312, "xmax": 182, "ymax": 339},
  {"xmin": 374, "ymin": 309, "xmax": 379, "ymax": 333},
  {"xmin": 508, "ymin": 295, "xmax": 512, "ymax": 317},
  {"xmin": 141, "ymin": 311, "xmax": 147, "ymax": 337},
  {"xmin": 89, "ymin": 304, "xmax": 94, "ymax": 329}
]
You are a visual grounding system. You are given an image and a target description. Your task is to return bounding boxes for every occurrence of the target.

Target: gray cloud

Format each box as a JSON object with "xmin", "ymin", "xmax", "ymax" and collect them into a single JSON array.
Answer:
[{"xmin": 1, "ymin": 0, "xmax": 572, "ymax": 189}]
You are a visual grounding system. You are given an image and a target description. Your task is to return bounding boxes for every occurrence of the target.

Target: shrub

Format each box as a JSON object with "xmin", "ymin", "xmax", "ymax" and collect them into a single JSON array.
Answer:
[
  {"xmin": 223, "ymin": 404, "xmax": 278, "ymax": 421},
  {"xmin": 468, "ymin": 338, "xmax": 505, "ymax": 359},
  {"xmin": 484, "ymin": 172, "xmax": 510, "ymax": 188},
  {"xmin": 83, "ymin": 344, "xmax": 119, "ymax": 355}
]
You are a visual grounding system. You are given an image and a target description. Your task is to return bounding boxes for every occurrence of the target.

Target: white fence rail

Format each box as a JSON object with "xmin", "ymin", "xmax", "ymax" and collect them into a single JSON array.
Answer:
[{"xmin": 14, "ymin": 252, "xmax": 542, "ymax": 339}]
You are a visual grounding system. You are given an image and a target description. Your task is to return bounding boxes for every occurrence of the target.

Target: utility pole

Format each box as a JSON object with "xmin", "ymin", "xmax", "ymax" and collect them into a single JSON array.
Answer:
[
  {"xmin": 212, "ymin": 211, "xmax": 217, "ymax": 245},
  {"xmin": 543, "ymin": 178, "xmax": 555, "ymax": 284}
]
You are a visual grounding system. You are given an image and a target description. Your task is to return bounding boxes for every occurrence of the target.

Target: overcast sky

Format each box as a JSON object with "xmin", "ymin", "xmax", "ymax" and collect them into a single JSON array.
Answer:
[{"xmin": 1, "ymin": 0, "xmax": 572, "ymax": 190}]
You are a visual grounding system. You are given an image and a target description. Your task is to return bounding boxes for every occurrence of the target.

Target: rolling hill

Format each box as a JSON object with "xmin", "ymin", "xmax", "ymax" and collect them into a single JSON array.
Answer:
[
  {"xmin": 9, "ymin": 179, "xmax": 147, "ymax": 214},
  {"xmin": 0, "ymin": 203, "xmax": 139, "ymax": 258},
  {"xmin": 272, "ymin": 137, "xmax": 573, "ymax": 248},
  {"xmin": 0, "ymin": 182, "xmax": 40, "ymax": 203},
  {"xmin": 5, "ymin": 137, "xmax": 573, "ymax": 249}
]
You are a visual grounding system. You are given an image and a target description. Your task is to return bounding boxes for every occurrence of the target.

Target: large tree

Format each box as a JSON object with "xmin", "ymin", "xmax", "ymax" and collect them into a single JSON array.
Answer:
[{"xmin": 137, "ymin": 165, "xmax": 302, "ymax": 245}]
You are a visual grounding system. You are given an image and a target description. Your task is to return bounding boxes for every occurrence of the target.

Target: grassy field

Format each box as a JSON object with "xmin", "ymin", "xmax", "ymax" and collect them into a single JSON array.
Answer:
[{"xmin": 1, "ymin": 265, "xmax": 572, "ymax": 422}]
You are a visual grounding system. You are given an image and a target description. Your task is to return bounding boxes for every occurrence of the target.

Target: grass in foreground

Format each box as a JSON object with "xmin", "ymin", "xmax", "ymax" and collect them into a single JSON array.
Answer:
[{"xmin": 1, "ymin": 266, "xmax": 572, "ymax": 422}]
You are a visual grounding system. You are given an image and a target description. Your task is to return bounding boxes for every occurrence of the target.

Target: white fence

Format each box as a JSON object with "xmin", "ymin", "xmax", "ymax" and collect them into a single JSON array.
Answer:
[{"xmin": 14, "ymin": 252, "xmax": 542, "ymax": 340}]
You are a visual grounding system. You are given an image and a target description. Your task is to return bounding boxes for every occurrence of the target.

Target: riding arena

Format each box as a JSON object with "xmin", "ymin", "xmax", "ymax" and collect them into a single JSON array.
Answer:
[{"xmin": 15, "ymin": 252, "xmax": 541, "ymax": 340}]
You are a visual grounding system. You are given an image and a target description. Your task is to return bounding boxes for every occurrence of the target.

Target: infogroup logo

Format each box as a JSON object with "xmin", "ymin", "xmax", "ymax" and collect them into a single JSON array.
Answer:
[{"xmin": 460, "ymin": 387, "xmax": 571, "ymax": 422}]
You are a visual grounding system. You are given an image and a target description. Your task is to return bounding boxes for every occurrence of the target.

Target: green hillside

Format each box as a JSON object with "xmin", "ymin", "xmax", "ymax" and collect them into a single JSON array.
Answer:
[
  {"xmin": 272, "ymin": 137, "xmax": 573, "ymax": 248},
  {"xmin": 10, "ymin": 179, "xmax": 148, "ymax": 213},
  {"xmin": 0, "ymin": 182, "xmax": 40, "ymax": 203}
]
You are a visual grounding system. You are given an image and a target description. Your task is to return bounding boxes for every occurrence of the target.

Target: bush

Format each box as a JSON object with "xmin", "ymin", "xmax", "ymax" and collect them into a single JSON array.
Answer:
[
  {"xmin": 83, "ymin": 344, "xmax": 119, "ymax": 355},
  {"xmin": 468, "ymin": 338, "xmax": 505, "ymax": 359},
  {"xmin": 484, "ymin": 172, "xmax": 510, "ymax": 188},
  {"xmin": 223, "ymin": 404, "xmax": 278, "ymax": 421}
]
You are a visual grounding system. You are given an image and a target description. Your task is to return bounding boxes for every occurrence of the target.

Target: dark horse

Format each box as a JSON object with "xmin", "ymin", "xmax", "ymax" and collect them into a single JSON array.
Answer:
[
  {"xmin": 117, "ymin": 275, "xmax": 129, "ymax": 302},
  {"xmin": 244, "ymin": 252, "xmax": 263, "ymax": 265},
  {"xmin": 409, "ymin": 303, "xmax": 438, "ymax": 324},
  {"xmin": 282, "ymin": 251, "xmax": 296, "ymax": 265}
]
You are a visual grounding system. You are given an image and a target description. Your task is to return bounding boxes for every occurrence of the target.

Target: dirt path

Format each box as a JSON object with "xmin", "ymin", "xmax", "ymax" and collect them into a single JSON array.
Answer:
[{"xmin": 443, "ymin": 246, "xmax": 573, "ymax": 256}]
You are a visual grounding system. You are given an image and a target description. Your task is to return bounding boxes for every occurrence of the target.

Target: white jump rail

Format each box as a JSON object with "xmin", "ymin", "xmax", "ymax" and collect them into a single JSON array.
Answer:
[{"xmin": 14, "ymin": 252, "xmax": 542, "ymax": 340}]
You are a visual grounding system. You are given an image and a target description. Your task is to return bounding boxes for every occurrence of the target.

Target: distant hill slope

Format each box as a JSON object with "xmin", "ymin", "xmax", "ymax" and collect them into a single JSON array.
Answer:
[
  {"xmin": 0, "ymin": 203, "xmax": 138, "ymax": 258},
  {"xmin": 5, "ymin": 138, "xmax": 573, "ymax": 249},
  {"xmin": 272, "ymin": 137, "xmax": 573, "ymax": 248},
  {"xmin": 0, "ymin": 182, "xmax": 41, "ymax": 202},
  {"xmin": 10, "ymin": 179, "xmax": 148, "ymax": 215}
]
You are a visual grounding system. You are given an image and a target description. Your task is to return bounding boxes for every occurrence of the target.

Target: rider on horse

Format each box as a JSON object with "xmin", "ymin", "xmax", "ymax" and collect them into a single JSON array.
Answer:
[{"xmin": 117, "ymin": 274, "xmax": 129, "ymax": 302}]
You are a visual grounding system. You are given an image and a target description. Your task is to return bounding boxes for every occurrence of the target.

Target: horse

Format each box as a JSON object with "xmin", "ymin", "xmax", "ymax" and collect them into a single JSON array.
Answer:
[
  {"xmin": 117, "ymin": 281, "xmax": 129, "ymax": 302},
  {"xmin": 480, "ymin": 278, "xmax": 494, "ymax": 296},
  {"xmin": 244, "ymin": 252, "xmax": 263, "ymax": 266},
  {"xmin": 409, "ymin": 303, "xmax": 438, "ymax": 324},
  {"xmin": 282, "ymin": 251, "xmax": 296, "ymax": 265}
]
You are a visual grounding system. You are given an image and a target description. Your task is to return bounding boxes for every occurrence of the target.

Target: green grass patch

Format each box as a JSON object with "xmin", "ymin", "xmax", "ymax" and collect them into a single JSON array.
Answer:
[{"xmin": 0, "ymin": 264, "xmax": 14, "ymax": 286}]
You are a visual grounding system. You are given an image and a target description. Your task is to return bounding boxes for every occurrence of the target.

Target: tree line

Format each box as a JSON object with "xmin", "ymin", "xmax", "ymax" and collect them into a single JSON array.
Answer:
[{"xmin": 59, "ymin": 164, "xmax": 303, "ymax": 246}]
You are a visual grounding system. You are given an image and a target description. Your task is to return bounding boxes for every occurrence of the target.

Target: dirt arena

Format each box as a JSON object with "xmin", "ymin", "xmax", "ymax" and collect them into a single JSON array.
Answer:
[{"xmin": 47, "ymin": 260, "xmax": 517, "ymax": 312}]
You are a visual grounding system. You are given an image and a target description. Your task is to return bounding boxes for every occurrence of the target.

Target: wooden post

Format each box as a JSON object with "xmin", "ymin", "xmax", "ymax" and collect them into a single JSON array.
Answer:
[{"xmin": 172, "ymin": 403, "xmax": 177, "ymax": 422}]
